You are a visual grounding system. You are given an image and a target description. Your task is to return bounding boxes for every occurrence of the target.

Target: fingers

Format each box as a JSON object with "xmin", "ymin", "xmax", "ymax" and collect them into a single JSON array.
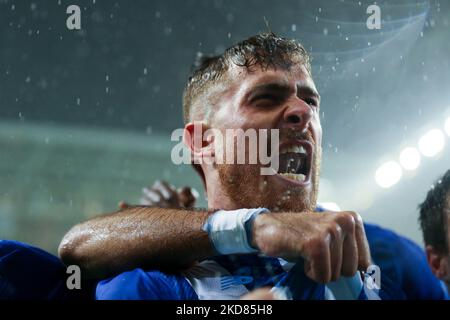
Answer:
[
  {"xmin": 178, "ymin": 187, "xmax": 199, "ymax": 208},
  {"xmin": 140, "ymin": 180, "xmax": 179, "ymax": 207},
  {"xmin": 329, "ymin": 224, "xmax": 344, "ymax": 281},
  {"xmin": 303, "ymin": 211, "xmax": 365, "ymax": 283},
  {"xmin": 341, "ymin": 226, "xmax": 358, "ymax": 277},
  {"xmin": 305, "ymin": 236, "xmax": 332, "ymax": 284},
  {"xmin": 141, "ymin": 187, "xmax": 165, "ymax": 206},
  {"xmin": 153, "ymin": 180, "xmax": 180, "ymax": 206},
  {"xmin": 350, "ymin": 212, "xmax": 371, "ymax": 270}
]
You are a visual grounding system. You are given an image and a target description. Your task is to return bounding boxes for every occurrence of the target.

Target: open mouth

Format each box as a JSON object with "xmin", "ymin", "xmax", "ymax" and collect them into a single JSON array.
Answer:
[{"xmin": 276, "ymin": 140, "xmax": 313, "ymax": 184}]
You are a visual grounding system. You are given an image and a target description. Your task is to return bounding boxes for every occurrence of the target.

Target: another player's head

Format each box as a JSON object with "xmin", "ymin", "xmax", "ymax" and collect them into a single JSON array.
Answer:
[
  {"xmin": 182, "ymin": 33, "xmax": 321, "ymax": 212},
  {"xmin": 419, "ymin": 169, "xmax": 450, "ymax": 290}
]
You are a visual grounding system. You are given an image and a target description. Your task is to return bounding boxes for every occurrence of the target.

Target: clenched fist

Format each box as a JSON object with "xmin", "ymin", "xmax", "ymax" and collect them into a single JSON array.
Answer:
[{"xmin": 252, "ymin": 210, "xmax": 371, "ymax": 284}]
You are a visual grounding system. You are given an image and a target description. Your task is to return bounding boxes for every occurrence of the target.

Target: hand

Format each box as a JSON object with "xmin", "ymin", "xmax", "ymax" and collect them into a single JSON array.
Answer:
[
  {"xmin": 252, "ymin": 210, "xmax": 371, "ymax": 284},
  {"xmin": 119, "ymin": 180, "xmax": 199, "ymax": 209}
]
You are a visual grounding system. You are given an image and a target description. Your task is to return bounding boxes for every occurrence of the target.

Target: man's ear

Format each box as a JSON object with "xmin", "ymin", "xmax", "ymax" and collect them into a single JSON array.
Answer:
[
  {"xmin": 183, "ymin": 122, "xmax": 215, "ymax": 166},
  {"xmin": 426, "ymin": 245, "xmax": 450, "ymax": 280}
]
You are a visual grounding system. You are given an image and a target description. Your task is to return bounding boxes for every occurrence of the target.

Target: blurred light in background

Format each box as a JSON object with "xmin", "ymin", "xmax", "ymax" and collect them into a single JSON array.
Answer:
[
  {"xmin": 418, "ymin": 129, "xmax": 446, "ymax": 157},
  {"xmin": 445, "ymin": 117, "xmax": 450, "ymax": 136},
  {"xmin": 399, "ymin": 147, "xmax": 421, "ymax": 171},
  {"xmin": 375, "ymin": 161, "xmax": 403, "ymax": 188}
]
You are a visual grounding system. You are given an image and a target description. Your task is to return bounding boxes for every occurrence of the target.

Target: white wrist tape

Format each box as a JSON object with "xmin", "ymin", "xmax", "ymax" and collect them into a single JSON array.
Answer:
[{"xmin": 204, "ymin": 208, "xmax": 268, "ymax": 255}]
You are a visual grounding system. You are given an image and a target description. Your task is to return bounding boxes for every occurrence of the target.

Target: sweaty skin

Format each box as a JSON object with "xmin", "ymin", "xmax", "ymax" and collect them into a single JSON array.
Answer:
[
  {"xmin": 59, "ymin": 64, "xmax": 371, "ymax": 283},
  {"xmin": 59, "ymin": 206, "xmax": 213, "ymax": 278}
]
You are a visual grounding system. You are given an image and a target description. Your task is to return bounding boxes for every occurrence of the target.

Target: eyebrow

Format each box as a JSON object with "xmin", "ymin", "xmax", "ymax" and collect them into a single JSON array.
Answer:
[
  {"xmin": 245, "ymin": 81, "xmax": 320, "ymax": 103},
  {"xmin": 297, "ymin": 84, "xmax": 321, "ymax": 103}
]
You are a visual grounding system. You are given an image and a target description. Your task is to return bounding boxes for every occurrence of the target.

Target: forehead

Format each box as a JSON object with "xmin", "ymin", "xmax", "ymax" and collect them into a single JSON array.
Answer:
[{"xmin": 223, "ymin": 63, "xmax": 318, "ymax": 98}]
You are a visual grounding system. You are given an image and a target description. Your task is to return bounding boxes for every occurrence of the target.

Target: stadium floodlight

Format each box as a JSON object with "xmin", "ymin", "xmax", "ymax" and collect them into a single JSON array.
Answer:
[
  {"xmin": 418, "ymin": 129, "xmax": 445, "ymax": 157},
  {"xmin": 399, "ymin": 147, "xmax": 421, "ymax": 171},
  {"xmin": 375, "ymin": 161, "xmax": 402, "ymax": 188}
]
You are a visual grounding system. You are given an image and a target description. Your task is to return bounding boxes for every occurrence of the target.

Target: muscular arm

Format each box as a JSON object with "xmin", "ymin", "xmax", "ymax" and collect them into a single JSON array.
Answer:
[
  {"xmin": 60, "ymin": 193, "xmax": 370, "ymax": 283},
  {"xmin": 58, "ymin": 206, "xmax": 214, "ymax": 279}
]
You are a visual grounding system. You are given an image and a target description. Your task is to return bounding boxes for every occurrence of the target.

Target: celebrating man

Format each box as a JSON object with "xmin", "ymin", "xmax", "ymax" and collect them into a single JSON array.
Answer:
[{"xmin": 59, "ymin": 33, "xmax": 445, "ymax": 300}]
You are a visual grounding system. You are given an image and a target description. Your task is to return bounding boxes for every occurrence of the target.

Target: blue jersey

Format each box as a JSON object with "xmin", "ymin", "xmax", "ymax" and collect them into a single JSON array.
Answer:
[
  {"xmin": 96, "ymin": 254, "xmax": 341, "ymax": 300},
  {"xmin": 0, "ymin": 222, "xmax": 447, "ymax": 300},
  {"xmin": 0, "ymin": 240, "xmax": 94, "ymax": 300},
  {"xmin": 95, "ymin": 222, "xmax": 447, "ymax": 300},
  {"xmin": 364, "ymin": 223, "xmax": 446, "ymax": 300}
]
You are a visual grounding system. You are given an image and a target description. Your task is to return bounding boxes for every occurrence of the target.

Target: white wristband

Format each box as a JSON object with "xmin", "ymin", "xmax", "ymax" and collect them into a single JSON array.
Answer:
[{"xmin": 203, "ymin": 208, "xmax": 269, "ymax": 255}]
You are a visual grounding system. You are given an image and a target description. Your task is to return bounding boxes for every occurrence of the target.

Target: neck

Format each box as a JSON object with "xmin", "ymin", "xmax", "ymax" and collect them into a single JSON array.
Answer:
[{"xmin": 205, "ymin": 171, "xmax": 241, "ymax": 211}]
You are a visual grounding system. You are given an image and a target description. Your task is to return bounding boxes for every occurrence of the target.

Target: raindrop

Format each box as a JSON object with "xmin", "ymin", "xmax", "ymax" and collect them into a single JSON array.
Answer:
[
  {"xmin": 291, "ymin": 24, "xmax": 296, "ymax": 32},
  {"xmin": 164, "ymin": 27, "xmax": 172, "ymax": 35}
]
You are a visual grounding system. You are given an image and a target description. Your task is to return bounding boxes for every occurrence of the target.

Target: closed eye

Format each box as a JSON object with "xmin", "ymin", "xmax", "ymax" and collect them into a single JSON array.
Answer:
[
  {"xmin": 254, "ymin": 94, "xmax": 280, "ymax": 101},
  {"xmin": 252, "ymin": 94, "xmax": 286, "ymax": 107},
  {"xmin": 303, "ymin": 97, "xmax": 318, "ymax": 107}
]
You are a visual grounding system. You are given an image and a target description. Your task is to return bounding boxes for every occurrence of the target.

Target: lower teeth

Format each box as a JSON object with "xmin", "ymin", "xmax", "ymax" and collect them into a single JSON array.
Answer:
[{"xmin": 279, "ymin": 173, "xmax": 306, "ymax": 181}]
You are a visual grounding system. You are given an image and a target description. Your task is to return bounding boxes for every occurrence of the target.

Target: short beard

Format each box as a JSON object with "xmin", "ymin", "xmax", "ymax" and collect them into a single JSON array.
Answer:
[{"xmin": 217, "ymin": 146, "xmax": 321, "ymax": 212}]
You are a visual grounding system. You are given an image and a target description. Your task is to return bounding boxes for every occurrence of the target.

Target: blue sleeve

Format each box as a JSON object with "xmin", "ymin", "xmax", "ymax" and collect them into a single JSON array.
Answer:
[
  {"xmin": 96, "ymin": 268, "xmax": 198, "ymax": 300},
  {"xmin": 364, "ymin": 224, "xmax": 446, "ymax": 300},
  {"xmin": 0, "ymin": 240, "xmax": 94, "ymax": 300}
]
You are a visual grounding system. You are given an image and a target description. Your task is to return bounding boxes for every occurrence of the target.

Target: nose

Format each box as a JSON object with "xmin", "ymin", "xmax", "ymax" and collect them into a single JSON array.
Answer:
[{"xmin": 281, "ymin": 99, "xmax": 313, "ymax": 131}]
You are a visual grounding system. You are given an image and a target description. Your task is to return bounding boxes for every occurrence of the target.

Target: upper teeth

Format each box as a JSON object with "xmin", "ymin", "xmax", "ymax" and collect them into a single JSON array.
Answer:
[
  {"xmin": 280, "ymin": 145, "xmax": 306, "ymax": 154},
  {"xmin": 279, "ymin": 173, "xmax": 306, "ymax": 181}
]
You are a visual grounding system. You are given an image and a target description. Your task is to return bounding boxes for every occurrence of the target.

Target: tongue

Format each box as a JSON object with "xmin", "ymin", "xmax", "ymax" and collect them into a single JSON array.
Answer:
[{"xmin": 278, "ymin": 152, "xmax": 304, "ymax": 174}]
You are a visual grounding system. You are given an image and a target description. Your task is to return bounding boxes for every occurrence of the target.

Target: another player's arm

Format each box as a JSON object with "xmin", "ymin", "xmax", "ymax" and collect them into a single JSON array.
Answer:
[{"xmin": 58, "ymin": 206, "xmax": 214, "ymax": 279}]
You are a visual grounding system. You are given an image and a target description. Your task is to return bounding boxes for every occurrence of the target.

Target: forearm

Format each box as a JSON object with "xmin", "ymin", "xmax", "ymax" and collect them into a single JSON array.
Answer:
[{"xmin": 58, "ymin": 206, "xmax": 214, "ymax": 279}]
